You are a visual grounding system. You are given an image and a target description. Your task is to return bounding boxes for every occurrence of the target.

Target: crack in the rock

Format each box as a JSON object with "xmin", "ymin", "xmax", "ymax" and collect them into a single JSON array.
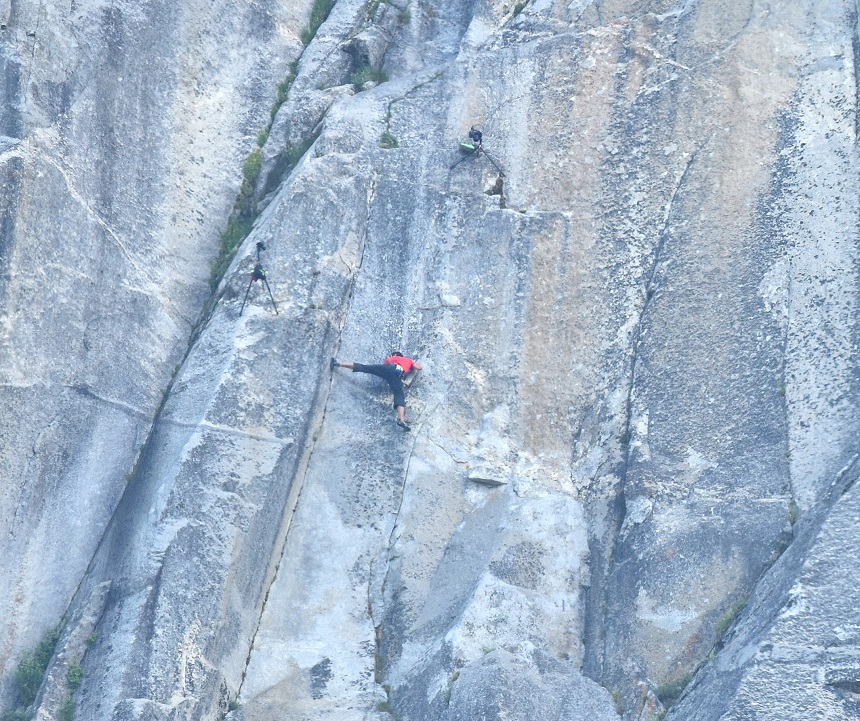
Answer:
[
  {"xmin": 424, "ymin": 434, "xmax": 467, "ymax": 467},
  {"xmin": 588, "ymin": 136, "xmax": 709, "ymax": 684},
  {"xmin": 158, "ymin": 416, "xmax": 295, "ymax": 445},
  {"xmin": 617, "ymin": 136, "xmax": 710, "ymax": 472},
  {"xmin": 40, "ymin": 152, "xmax": 138, "ymax": 268},
  {"xmin": 371, "ymin": 399, "xmax": 441, "ymax": 688},
  {"xmin": 235, "ymin": 171, "xmax": 377, "ymax": 701},
  {"xmin": 851, "ymin": 0, "xmax": 860, "ymax": 140},
  {"xmin": 23, "ymin": 0, "xmax": 45, "ymax": 91},
  {"xmin": 65, "ymin": 383, "xmax": 152, "ymax": 422}
]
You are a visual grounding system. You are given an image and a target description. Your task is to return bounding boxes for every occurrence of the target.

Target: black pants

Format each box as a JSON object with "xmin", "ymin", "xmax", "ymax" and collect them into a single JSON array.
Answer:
[{"xmin": 352, "ymin": 363, "xmax": 406, "ymax": 408}]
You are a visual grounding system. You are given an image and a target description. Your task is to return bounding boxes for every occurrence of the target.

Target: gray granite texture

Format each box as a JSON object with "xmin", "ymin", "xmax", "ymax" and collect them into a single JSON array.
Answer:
[
  {"xmin": 0, "ymin": 0, "xmax": 306, "ymax": 709},
  {"xmin": 1, "ymin": 0, "xmax": 858, "ymax": 720}
]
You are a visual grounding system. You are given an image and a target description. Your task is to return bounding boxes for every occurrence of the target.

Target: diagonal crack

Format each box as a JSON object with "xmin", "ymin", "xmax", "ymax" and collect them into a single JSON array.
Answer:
[
  {"xmin": 617, "ymin": 135, "xmax": 711, "ymax": 475},
  {"xmin": 587, "ymin": 135, "xmax": 711, "ymax": 682}
]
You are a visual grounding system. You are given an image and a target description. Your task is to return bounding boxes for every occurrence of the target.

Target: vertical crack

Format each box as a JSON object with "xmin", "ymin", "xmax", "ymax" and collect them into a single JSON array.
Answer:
[
  {"xmin": 235, "ymin": 172, "xmax": 377, "ymax": 700},
  {"xmin": 617, "ymin": 136, "xmax": 709, "ymax": 485},
  {"xmin": 370, "ymin": 400, "xmax": 440, "ymax": 688},
  {"xmin": 851, "ymin": 0, "xmax": 860, "ymax": 141},
  {"xmin": 594, "ymin": 136, "xmax": 710, "ymax": 686}
]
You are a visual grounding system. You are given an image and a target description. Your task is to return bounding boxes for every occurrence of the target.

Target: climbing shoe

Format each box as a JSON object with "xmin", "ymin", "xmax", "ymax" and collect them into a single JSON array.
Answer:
[
  {"xmin": 330, "ymin": 358, "xmax": 339, "ymax": 369},
  {"xmin": 396, "ymin": 419, "xmax": 411, "ymax": 431}
]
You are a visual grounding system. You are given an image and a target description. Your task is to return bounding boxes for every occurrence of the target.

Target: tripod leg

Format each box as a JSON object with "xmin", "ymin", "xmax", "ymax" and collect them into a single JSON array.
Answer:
[
  {"xmin": 483, "ymin": 150, "xmax": 504, "ymax": 176},
  {"xmin": 263, "ymin": 278, "xmax": 279, "ymax": 314},
  {"xmin": 240, "ymin": 278, "xmax": 254, "ymax": 316},
  {"xmin": 449, "ymin": 147, "xmax": 479, "ymax": 170}
]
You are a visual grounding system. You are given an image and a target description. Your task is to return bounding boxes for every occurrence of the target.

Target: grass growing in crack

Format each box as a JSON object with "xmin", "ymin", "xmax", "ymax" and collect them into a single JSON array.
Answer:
[
  {"xmin": 655, "ymin": 673, "xmax": 692, "ymax": 708},
  {"xmin": 788, "ymin": 497, "xmax": 798, "ymax": 524},
  {"xmin": 366, "ymin": 0, "xmax": 383, "ymax": 20},
  {"xmin": 15, "ymin": 627, "xmax": 61, "ymax": 707},
  {"xmin": 0, "ymin": 711, "xmax": 32, "ymax": 721},
  {"xmin": 715, "ymin": 598, "xmax": 748, "ymax": 646},
  {"xmin": 60, "ymin": 698, "xmax": 75, "ymax": 721},
  {"xmin": 276, "ymin": 76, "xmax": 292, "ymax": 105},
  {"xmin": 209, "ymin": 147, "xmax": 265, "ymax": 289},
  {"xmin": 66, "ymin": 663, "xmax": 83, "ymax": 692},
  {"xmin": 379, "ymin": 70, "xmax": 443, "ymax": 152},
  {"xmin": 243, "ymin": 149, "xmax": 263, "ymax": 183},
  {"xmin": 608, "ymin": 686, "xmax": 623, "ymax": 715},
  {"xmin": 301, "ymin": 0, "xmax": 336, "ymax": 44},
  {"xmin": 444, "ymin": 669, "xmax": 460, "ymax": 705},
  {"xmin": 351, "ymin": 65, "xmax": 389, "ymax": 91},
  {"xmin": 268, "ymin": 63, "xmax": 298, "ymax": 124},
  {"xmin": 375, "ymin": 700, "xmax": 402, "ymax": 719},
  {"xmin": 261, "ymin": 132, "xmax": 319, "ymax": 198}
]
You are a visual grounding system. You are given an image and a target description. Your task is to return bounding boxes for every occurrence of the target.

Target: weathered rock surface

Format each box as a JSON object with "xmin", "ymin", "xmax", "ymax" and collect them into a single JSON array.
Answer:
[
  {"xmin": 0, "ymin": 0, "xmax": 306, "ymax": 709},
  {"xmin": 670, "ymin": 458, "xmax": 860, "ymax": 720},
  {"xmin": 2, "ymin": 0, "xmax": 859, "ymax": 720}
]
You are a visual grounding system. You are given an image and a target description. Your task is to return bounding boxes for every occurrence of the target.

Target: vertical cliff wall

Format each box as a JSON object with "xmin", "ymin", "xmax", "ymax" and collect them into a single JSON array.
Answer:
[
  {"xmin": 0, "ymin": 0, "xmax": 307, "ymax": 708},
  {"xmin": 1, "ymin": 0, "xmax": 859, "ymax": 720}
]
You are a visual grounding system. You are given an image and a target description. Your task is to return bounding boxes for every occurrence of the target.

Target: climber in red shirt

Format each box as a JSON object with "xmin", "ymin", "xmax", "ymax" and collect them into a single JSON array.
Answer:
[{"xmin": 331, "ymin": 352, "xmax": 423, "ymax": 430}]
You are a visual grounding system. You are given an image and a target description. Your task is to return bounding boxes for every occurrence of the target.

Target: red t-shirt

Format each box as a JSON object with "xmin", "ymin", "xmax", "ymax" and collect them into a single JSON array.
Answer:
[{"xmin": 385, "ymin": 355, "xmax": 415, "ymax": 373}]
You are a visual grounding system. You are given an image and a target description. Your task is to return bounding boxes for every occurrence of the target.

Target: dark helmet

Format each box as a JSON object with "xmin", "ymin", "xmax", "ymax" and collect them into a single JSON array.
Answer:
[{"xmin": 390, "ymin": 350, "xmax": 404, "ymax": 358}]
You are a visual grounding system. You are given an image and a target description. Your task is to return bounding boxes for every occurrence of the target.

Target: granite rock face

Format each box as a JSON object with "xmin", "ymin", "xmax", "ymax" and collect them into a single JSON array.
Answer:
[
  {"xmin": 0, "ymin": 0, "xmax": 306, "ymax": 708},
  {"xmin": 1, "ymin": 0, "xmax": 859, "ymax": 720}
]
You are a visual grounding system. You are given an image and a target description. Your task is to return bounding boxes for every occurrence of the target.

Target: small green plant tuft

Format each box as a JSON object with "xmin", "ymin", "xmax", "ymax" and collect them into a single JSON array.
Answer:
[
  {"xmin": 301, "ymin": 0, "xmax": 336, "ymax": 44},
  {"xmin": 257, "ymin": 127, "xmax": 270, "ymax": 147},
  {"xmin": 60, "ymin": 698, "xmax": 75, "ymax": 721},
  {"xmin": 261, "ymin": 133, "xmax": 319, "ymax": 198},
  {"xmin": 15, "ymin": 628, "xmax": 61, "ymax": 707},
  {"xmin": 265, "ymin": 67, "xmax": 297, "ymax": 129},
  {"xmin": 0, "ymin": 711, "xmax": 32, "ymax": 721},
  {"xmin": 608, "ymin": 686, "xmax": 623, "ymax": 715},
  {"xmin": 788, "ymin": 497, "xmax": 798, "ymax": 524},
  {"xmin": 228, "ymin": 699, "xmax": 240, "ymax": 712},
  {"xmin": 351, "ymin": 65, "xmax": 388, "ymax": 91},
  {"xmin": 243, "ymin": 149, "xmax": 263, "ymax": 184},
  {"xmin": 512, "ymin": 0, "xmax": 527, "ymax": 16},
  {"xmin": 400, "ymin": 7, "xmax": 411, "ymax": 22},
  {"xmin": 209, "ymin": 145, "xmax": 268, "ymax": 288},
  {"xmin": 367, "ymin": 0, "xmax": 383, "ymax": 20},
  {"xmin": 276, "ymin": 78, "xmax": 292, "ymax": 105},
  {"xmin": 66, "ymin": 662, "xmax": 84, "ymax": 692},
  {"xmin": 655, "ymin": 673, "xmax": 692, "ymax": 708},
  {"xmin": 380, "ymin": 131, "xmax": 399, "ymax": 149},
  {"xmin": 715, "ymin": 598, "xmax": 748, "ymax": 645},
  {"xmin": 443, "ymin": 669, "xmax": 460, "ymax": 705},
  {"xmin": 376, "ymin": 699, "xmax": 402, "ymax": 719},
  {"xmin": 211, "ymin": 216, "xmax": 254, "ymax": 289}
]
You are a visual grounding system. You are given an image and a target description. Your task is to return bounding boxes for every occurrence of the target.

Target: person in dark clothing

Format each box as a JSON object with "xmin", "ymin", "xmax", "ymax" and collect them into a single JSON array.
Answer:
[
  {"xmin": 331, "ymin": 352, "xmax": 423, "ymax": 430},
  {"xmin": 468, "ymin": 126, "xmax": 483, "ymax": 149}
]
